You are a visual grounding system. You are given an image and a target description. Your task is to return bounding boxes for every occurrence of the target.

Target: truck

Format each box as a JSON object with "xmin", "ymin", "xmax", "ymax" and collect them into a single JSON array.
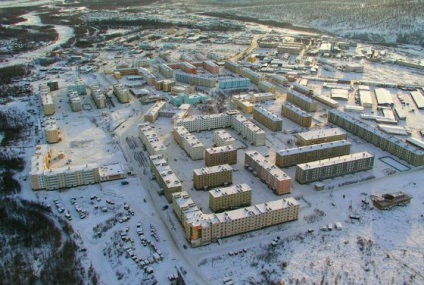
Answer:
[{"xmin": 121, "ymin": 181, "xmax": 129, "ymax": 185}]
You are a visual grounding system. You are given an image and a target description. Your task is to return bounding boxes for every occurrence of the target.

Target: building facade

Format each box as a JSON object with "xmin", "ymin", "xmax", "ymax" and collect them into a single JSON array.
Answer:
[
  {"xmin": 193, "ymin": 164, "xmax": 233, "ymax": 190},
  {"xmin": 295, "ymin": 152, "xmax": 375, "ymax": 184},
  {"xmin": 209, "ymin": 184, "xmax": 252, "ymax": 212},
  {"xmin": 253, "ymin": 106, "xmax": 283, "ymax": 132},
  {"xmin": 205, "ymin": 145, "xmax": 237, "ymax": 167},
  {"xmin": 244, "ymin": 151, "xmax": 292, "ymax": 195},
  {"xmin": 276, "ymin": 140, "xmax": 352, "ymax": 168},
  {"xmin": 296, "ymin": 127, "xmax": 347, "ymax": 146},
  {"xmin": 150, "ymin": 154, "xmax": 182, "ymax": 202}
]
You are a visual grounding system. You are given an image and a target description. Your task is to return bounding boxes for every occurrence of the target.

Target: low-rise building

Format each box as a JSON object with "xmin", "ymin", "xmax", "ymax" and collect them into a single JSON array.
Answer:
[
  {"xmin": 150, "ymin": 154, "xmax": 182, "ymax": 202},
  {"xmin": 193, "ymin": 164, "xmax": 233, "ymax": 190},
  {"xmin": 281, "ymin": 103, "xmax": 312, "ymax": 127},
  {"xmin": 98, "ymin": 163, "xmax": 127, "ymax": 182},
  {"xmin": 295, "ymin": 152, "xmax": 374, "ymax": 184},
  {"xmin": 144, "ymin": 101, "xmax": 166, "ymax": 123},
  {"xmin": 209, "ymin": 184, "xmax": 252, "ymax": 212},
  {"xmin": 245, "ymin": 151, "xmax": 291, "ymax": 195},
  {"xmin": 253, "ymin": 106, "xmax": 283, "ymax": 132},
  {"xmin": 276, "ymin": 140, "xmax": 351, "ymax": 168},
  {"xmin": 371, "ymin": 192, "xmax": 411, "ymax": 210},
  {"xmin": 296, "ymin": 128, "xmax": 347, "ymax": 146},
  {"xmin": 205, "ymin": 145, "xmax": 237, "ymax": 167},
  {"xmin": 173, "ymin": 126, "xmax": 204, "ymax": 160}
]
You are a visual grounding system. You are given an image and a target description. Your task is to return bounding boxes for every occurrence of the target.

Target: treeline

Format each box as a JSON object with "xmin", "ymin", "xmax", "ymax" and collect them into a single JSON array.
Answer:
[
  {"xmin": 0, "ymin": 198, "xmax": 98, "ymax": 284},
  {"xmin": 0, "ymin": 65, "xmax": 27, "ymax": 85},
  {"xmin": 0, "ymin": 109, "xmax": 31, "ymax": 146}
]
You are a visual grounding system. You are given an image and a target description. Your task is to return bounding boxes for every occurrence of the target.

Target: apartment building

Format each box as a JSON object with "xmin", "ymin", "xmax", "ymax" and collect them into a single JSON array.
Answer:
[
  {"xmin": 232, "ymin": 114, "xmax": 266, "ymax": 146},
  {"xmin": 296, "ymin": 128, "xmax": 347, "ymax": 146},
  {"xmin": 209, "ymin": 184, "xmax": 252, "ymax": 212},
  {"xmin": 359, "ymin": 90, "xmax": 373, "ymax": 108},
  {"xmin": 39, "ymin": 85, "xmax": 55, "ymax": 116},
  {"xmin": 172, "ymin": 191, "xmax": 299, "ymax": 247},
  {"xmin": 244, "ymin": 151, "xmax": 291, "ymax": 195},
  {"xmin": 150, "ymin": 154, "xmax": 182, "ymax": 202},
  {"xmin": 213, "ymin": 129, "xmax": 236, "ymax": 147},
  {"xmin": 144, "ymin": 101, "xmax": 166, "ymax": 123},
  {"xmin": 175, "ymin": 73, "xmax": 217, "ymax": 88},
  {"xmin": 232, "ymin": 95, "xmax": 254, "ymax": 114},
  {"xmin": 45, "ymin": 119, "xmax": 61, "ymax": 144},
  {"xmin": 239, "ymin": 67, "xmax": 262, "ymax": 84},
  {"xmin": 112, "ymin": 84, "xmax": 130, "ymax": 103},
  {"xmin": 292, "ymin": 82, "xmax": 313, "ymax": 95},
  {"xmin": 203, "ymin": 61, "xmax": 220, "ymax": 74},
  {"xmin": 295, "ymin": 152, "xmax": 375, "ymax": 184},
  {"xmin": 328, "ymin": 109, "xmax": 424, "ymax": 166},
  {"xmin": 30, "ymin": 145, "xmax": 100, "ymax": 191},
  {"xmin": 281, "ymin": 103, "xmax": 312, "ymax": 127},
  {"xmin": 193, "ymin": 164, "xmax": 233, "ymax": 190},
  {"xmin": 276, "ymin": 140, "xmax": 351, "ymax": 168},
  {"xmin": 138, "ymin": 122, "xmax": 167, "ymax": 157},
  {"xmin": 251, "ymin": 92, "xmax": 276, "ymax": 103},
  {"xmin": 268, "ymin": 74, "xmax": 288, "ymax": 86},
  {"xmin": 68, "ymin": 91, "xmax": 82, "ymax": 112},
  {"xmin": 173, "ymin": 126, "xmax": 204, "ymax": 160},
  {"xmin": 158, "ymin": 63, "xmax": 174, "ymax": 78},
  {"xmin": 277, "ymin": 43, "xmax": 304, "ymax": 55},
  {"xmin": 90, "ymin": 85, "xmax": 106, "ymax": 109},
  {"xmin": 258, "ymin": 81, "xmax": 277, "ymax": 94},
  {"xmin": 218, "ymin": 78, "xmax": 251, "ymax": 89},
  {"xmin": 181, "ymin": 62, "xmax": 197, "ymax": 74},
  {"xmin": 253, "ymin": 106, "xmax": 283, "ymax": 132},
  {"xmin": 205, "ymin": 145, "xmax": 237, "ymax": 167},
  {"xmin": 286, "ymin": 89, "xmax": 317, "ymax": 112},
  {"xmin": 224, "ymin": 61, "xmax": 241, "ymax": 74}
]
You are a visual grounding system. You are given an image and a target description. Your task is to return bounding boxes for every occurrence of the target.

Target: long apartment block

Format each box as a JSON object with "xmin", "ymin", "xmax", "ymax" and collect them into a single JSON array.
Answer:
[
  {"xmin": 175, "ymin": 110, "xmax": 266, "ymax": 146},
  {"xmin": 296, "ymin": 127, "xmax": 347, "ymax": 146},
  {"xmin": 138, "ymin": 122, "xmax": 167, "ymax": 157},
  {"xmin": 209, "ymin": 184, "xmax": 252, "ymax": 213},
  {"xmin": 39, "ymin": 85, "xmax": 55, "ymax": 116},
  {"xmin": 150, "ymin": 154, "xmax": 182, "ymax": 202},
  {"xmin": 205, "ymin": 145, "xmax": 237, "ymax": 167},
  {"xmin": 173, "ymin": 126, "xmax": 204, "ymax": 160},
  {"xmin": 295, "ymin": 152, "xmax": 375, "ymax": 184},
  {"xmin": 281, "ymin": 103, "xmax": 312, "ymax": 128},
  {"xmin": 172, "ymin": 191, "xmax": 299, "ymax": 247},
  {"xmin": 193, "ymin": 164, "xmax": 233, "ymax": 190},
  {"xmin": 286, "ymin": 89, "xmax": 317, "ymax": 112},
  {"xmin": 90, "ymin": 85, "xmax": 106, "ymax": 109},
  {"xmin": 213, "ymin": 129, "xmax": 236, "ymax": 147},
  {"xmin": 244, "ymin": 151, "xmax": 291, "ymax": 195},
  {"xmin": 328, "ymin": 109, "xmax": 424, "ymax": 166},
  {"xmin": 276, "ymin": 140, "xmax": 352, "ymax": 168},
  {"xmin": 253, "ymin": 106, "xmax": 283, "ymax": 132},
  {"xmin": 144, "ymin": 101, "xmax": 166, "ymax": 123}
]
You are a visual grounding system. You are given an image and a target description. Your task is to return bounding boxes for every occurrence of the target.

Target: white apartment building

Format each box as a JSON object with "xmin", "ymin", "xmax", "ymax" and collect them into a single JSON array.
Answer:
[
  {"xmin": 150, "ymin": 154, "xmax": 182, "ymax": 202},
  {"xmin": 138, "ymin": 122, "xmax": 167, "ymax": 157},
  {"xmin": 144, "ymin": 101, "xmax": 166, "ymax": 123},
  {"xmin": 173, "ymin": 126, "xmax": 204, "ymax": 160},
  {"xmin": 213, "ymin": 129, "xmax": 236, "ymax": 147},
  {"xmin": 209, "ymin": 184, "xmax": 252, "ymax": 212},
  {"xmin": 231, "ymin": 114, "xmax": 266, "ymax": 146},
  {"xmin": 113, "ymin": 84, "xmax": 130, "ymax": 103},
  {"xmin": 90, "ymin": 85, "xmax": 106, "ymax": 109}
]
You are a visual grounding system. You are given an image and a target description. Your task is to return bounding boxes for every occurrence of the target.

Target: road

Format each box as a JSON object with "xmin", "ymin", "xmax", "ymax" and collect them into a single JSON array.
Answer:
[{"xmin": 229, "ymin": 32, "xmax": 268, "ymax": 62}]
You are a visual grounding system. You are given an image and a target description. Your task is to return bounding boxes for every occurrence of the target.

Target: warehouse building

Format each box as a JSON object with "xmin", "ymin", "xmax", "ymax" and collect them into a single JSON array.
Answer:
[
  {"xmin": 295, "ymin": 152, "xmax": 375, "ymax": 184},
  {"xmin": 277, "ymin": 43, "xmax": 304, "ymax": 55},
  {"xmin": 205, "ymin": 145, "xmax": 237, "ymax": 167},
  {"xmin": 410, "ymin": 91, "xmax": 424, "ymax": 109},
  {"xmin": 245, "ymin": 151, "xmax": 291, "ymax": 195},
  {"xmin": 328, "ymin": 109, "xmax": 424, "ymax": 166},
  {"xmin": 138, "ymin": 122, "xmax": 167, "ymax": 157},
  {"xmin": 292, "ymin": 82, "xmax": 313, "ymax": 95},
  {"xmin": 286, "ymin": 89, "xmax": 317, "ymax": 112},
  {"xmin": 173, "ymin": 126, "xmax": 204, "ymax": 160},
  {"xmin": 172, "ymin": 191, "xmax": 299, "ymax": 247},
  {"xmin": 193, "ymin": 164, "xmax": 233, "ymax": 190},
  {"xmin": 276, "ymin": 140, "xmax": 351, "ymax": 168},
  {"xmin": 253, "ymin": 106, "xmax": 283, "ymax": 132},
  {"xmin": 314, "ymin": 95, "xmax": 339, "ymax": 108},
  {"xmin": 150, "ymin": 154, "xmax": 182, "ymax": 202},
  {"xmin": 296, "ymin": 128, "xmax": 347, "ymax": 146},
  {"xmin": 359, "ymin": 90, "xmax": 373, "ymax": 108},
  {"xmin": 209, "ymin": 184, "xmax": 252, "ymax": 212},
  {"xmin": 213, "ymin": 129, "xmax": 236, "ymax": 147},
  {"xmin": 375, "ymin": 88, "xmax": 394, "ymax": 106},
  {"xmin": 144, "ymin": 101, "xmax": 166, "ymax": 123},
  {"xmin": 281, "ymin": 103, "xmax": 312, "ymax": 128}
]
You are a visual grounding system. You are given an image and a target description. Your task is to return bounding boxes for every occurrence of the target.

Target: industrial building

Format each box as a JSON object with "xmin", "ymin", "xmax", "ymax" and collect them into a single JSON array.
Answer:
[
  {"xmin": 244, "ymin": 151, "xmax": 292, "ymax": 195},
  {"xmin": 253, "ymin": 106, "xmax": 283, "ymax": 132},
  {"xmin": 281, "ymin": 103, "xmax": 312, "ymax": 128},
  {"xmin": 314, "ymin": 95, "xmax": 339, "ymax": 108},
  {"xmin": 410, "ymin": 91, "xmax": 424, "ymax": 109},
  {"xmin": 205, "ymin": 145, "xmax": 237, "ymax": 167},
  {"xmin": 277, "ymin": 43, "xmax": 304, "ymax": 55},
  {"xmin": 150, "ymin": 154, "xmax": 182, "ymax": 202},
  {"xmin": 286, "ymin": 89, "xmax": 317, "ymax": 112},
  {"xmin": 173, "ymin": 126, "xmax": 205, "ymax": 160},
  {"xmin": 172, "ymin": 191, "xmax": 299, "ymax": 247},
  {"xmin": 328, "ymin": 109, "xmax": 424, "ymax": 166},
  {"xmin": 209, "ymin": 184, "xmax": 252, "ymax": 213},
  {"xmin": 295, "ymin": 152, "xmax": 375, "ymax": 184},
  {"xmin": 138, "ymin": 122, "xmax": 167, "ymax": 157},
  {"xmin": 296, "ymin": 128, "xmax": 347, "ymax": 146},
  {"xmin": 144, "ymin": 101, "xmax": 166, "ymax": 123},
  {"xmin": 331, "ymin": 89, "xmax": 349, "ymax": 101},
  {"xmin": 112, "ymin": 84, "xmax": 130, "ymax": 103},
  {"xmin": 213, "ymin": 129, "xmax": 236, "ymax": 147},
  {"xmin": 276, "ymin": 140, "xmax": 352, "ymax": 168},
  {"xmin": 193, "ymin": 164, "xmax": 233, "ymax": 190}
]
